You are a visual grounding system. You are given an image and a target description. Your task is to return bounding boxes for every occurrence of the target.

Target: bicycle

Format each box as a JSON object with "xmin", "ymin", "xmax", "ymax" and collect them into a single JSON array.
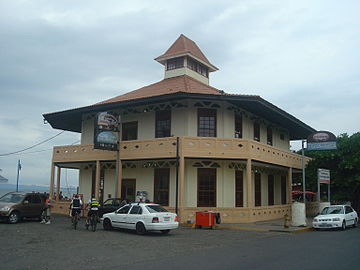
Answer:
[
  {"xmin": 71, "ymin": 209, "xmax": 81, "ymax": 230},
  {"xmin": 86, "ymin": 212, "xmax": 98, "ymax": 232}
]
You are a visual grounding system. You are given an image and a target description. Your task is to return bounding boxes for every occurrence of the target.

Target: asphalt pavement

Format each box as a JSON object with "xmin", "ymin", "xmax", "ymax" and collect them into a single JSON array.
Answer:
[{"xmin": 0, "ymin": 214, "xmax": 358, "ymax": 270}]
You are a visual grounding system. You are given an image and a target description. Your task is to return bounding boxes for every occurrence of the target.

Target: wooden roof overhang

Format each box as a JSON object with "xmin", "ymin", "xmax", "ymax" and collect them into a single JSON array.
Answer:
[{"xmin": 43, "ymin": 92, "xmax": 315, "ymax": 140}]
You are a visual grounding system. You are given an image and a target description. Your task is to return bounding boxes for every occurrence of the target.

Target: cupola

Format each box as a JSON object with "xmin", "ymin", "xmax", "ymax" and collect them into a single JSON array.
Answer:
[{"xmin": 154, "ymin": 34, "xmax": 218, "ymax": 85}]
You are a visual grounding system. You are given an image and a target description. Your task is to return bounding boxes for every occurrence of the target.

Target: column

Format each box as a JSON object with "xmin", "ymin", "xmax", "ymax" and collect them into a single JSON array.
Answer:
[
  {"xmin": 246, "ymin": 159, "xmax": 253, "ymax": 208},
  {"xmin": 56, "ymin": 167, "xmax": 61, "ymax": 201},
  {"xmin": 95, "ymin": 160, "xmax": 101, "ymax": 200},
  {"xmin": 49, "ymin": 163, "xmax": 55, "ymax": 200},
  {"xmin": 115, "ymin": 159, "xmax": 123, "ymax": 198},
  {"xmin": 178, "ymin": 137, "xmax": 185, "ymax": 221},
  {"xmin": 287, "ymin": 167, "xmax": 293, "ymax": 204}
]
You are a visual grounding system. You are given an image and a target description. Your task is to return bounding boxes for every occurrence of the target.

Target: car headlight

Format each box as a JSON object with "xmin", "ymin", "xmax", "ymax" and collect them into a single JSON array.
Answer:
[
  {"xmin": 0, "ymin": 206, "xmax": 10, "ymax": 212},
  {"xmin": 332, "ymin": 218, "xmax": 341, "ymax": 221}
]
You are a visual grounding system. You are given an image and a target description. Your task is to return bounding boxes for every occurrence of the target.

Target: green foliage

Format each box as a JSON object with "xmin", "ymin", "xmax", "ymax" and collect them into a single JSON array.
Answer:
[{"xmin": 304, "ymin": 132, "xmax": 360, "ymax": 211}]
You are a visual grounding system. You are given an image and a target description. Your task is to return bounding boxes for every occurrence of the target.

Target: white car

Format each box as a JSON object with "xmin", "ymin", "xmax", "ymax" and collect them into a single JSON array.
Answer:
[
  {"xmin": 312, "ymin": 205, "xmax": 358, "ymax": 230},
  {"xmin": 101, "ymin": 203, "xmax": 179, "ymax": 234}
]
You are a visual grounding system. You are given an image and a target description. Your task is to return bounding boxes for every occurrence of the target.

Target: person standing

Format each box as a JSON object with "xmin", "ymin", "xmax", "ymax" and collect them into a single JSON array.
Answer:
[{"xmin": 40, "ymin": 195, "xmax": 52, "ymax": 224}]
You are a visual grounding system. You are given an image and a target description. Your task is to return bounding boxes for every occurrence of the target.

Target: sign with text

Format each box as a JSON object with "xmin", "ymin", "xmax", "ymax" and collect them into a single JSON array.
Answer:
[
  {"xmin": 94, "ymin": 112, "xmax": 120, "ymax": 151},
  {"xmin": 307, "ymin": 131, "xmax": 337, "ymax": 151},
  {"xmin": 318, "ymin": 168, "xmax": 330, "ymax": 184}
]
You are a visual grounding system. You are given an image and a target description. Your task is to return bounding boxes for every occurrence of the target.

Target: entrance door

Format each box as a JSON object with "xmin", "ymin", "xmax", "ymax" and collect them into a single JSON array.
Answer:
[{"xmin": 121, "ymin": 179, "xmax": 136, "ymax": 202}]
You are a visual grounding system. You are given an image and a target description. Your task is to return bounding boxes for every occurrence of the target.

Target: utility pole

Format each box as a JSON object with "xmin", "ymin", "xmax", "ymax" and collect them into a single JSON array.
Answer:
[{"xmin": 16, "ymin": 160, "xmax": 21, "ymax": 192}]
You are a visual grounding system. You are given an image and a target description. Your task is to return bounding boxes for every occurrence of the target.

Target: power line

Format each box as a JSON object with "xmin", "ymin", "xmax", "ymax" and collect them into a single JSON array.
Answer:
[{"xmin": 0, "ymin": 131, "xmax": 65, "ymax": 157}]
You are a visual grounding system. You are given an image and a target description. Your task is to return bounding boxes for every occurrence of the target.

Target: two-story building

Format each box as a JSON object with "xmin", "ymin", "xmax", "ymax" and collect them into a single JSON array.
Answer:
[{"xmin": 43, "ymin": 34, "xmax": 315, "ymax": 223}]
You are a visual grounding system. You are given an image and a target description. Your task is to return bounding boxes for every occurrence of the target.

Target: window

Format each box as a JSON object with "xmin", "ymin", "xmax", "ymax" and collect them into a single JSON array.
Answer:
[
  {"xmin": 268, "ymin": 175, "xmax": 274, "ymax": 206},
  {"xmin": 198, "ymin": 108, "xmax": 217, "ymax": 137},
  {"xmin": 198, "ymin": 168, "xmax": 216, "ymax": 207},
  {"xmin": 103, "ymin": 199, "xmax": 113, "ymax": 207},
  {"xmin": 254, "ymin": 122, "xmax": 260, "ymax": 142},
  {"xmin": 122, "ymin": 121, "xmax": 138, "ymax": 141},
  {"xmin": 129, "ymin": 205, "xmax": 142, "ymax": 215},
  {"xmin": 167, "ymin": 57, "xmax": 184, "ymax": 70},
  {"xmin": 281, "ymin": 176, "xmax": 287, "ymax": 205},
  {"xmin": 31, "ymin": 195, "xmax": 42, "ymax": 204},
  {"xmin": 235, "ymin": 170, "xmax": 244, "ymax": 207},
  {"xmin": 280, "ymin": 133, "xmax": 285, "ymax": 140},
  {"xmin": 146, "ymin": 205, "xmax": 169, "ymax": 213},
  {"xmin": 155, "ymin": 110, "xmax": 171, "ymax": 138},
  {"xmin": 235, "ymin": 113, "xmax": 242, "ymax": 138},
  {"xmin": 118, "ymin": 205, "xmax": 131, "ymax": 214},
  {"xmin": 267, "ymin": 127, "xmax": 273, "ymax": 146},
  {"xmin": 345, "ymin": 206, "xmax": 353, "ymax": 214},
  {"xmin": 154, "ymin": 168, "xmax": 170, "ymax": 206},
  {"xmin": 255, "ymin": 173, "xmax": 261, "ymax": 206},
  {"xmin": 187, "ymin": 57, "xmax": 209, "ymax": 78}
]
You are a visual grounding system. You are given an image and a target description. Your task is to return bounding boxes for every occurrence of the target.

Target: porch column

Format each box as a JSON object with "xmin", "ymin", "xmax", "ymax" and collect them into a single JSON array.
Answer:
[
  {"xmin": 95, "ymin": 160, "xmax": 101, "ymax": 200},
  {"xmin": 179, "ymin": 153, "xmax": 185, "ymax": 221},
  {"xmin": 49, "ymin": 163, "xmax": 55, "ymax": 200},
  {"xmin": 115, "ymin": 158, "xmax": 123, "ymax": 198},
  {"xmin": 288, "ymin": 167, "xmax": 293, "ymax": 204},
  {"xmin": 246, "ymin": 159, "xmax": 253, "ymax": 207},
  {"xmin": 56, "ymin": 166, "xmax": 61, "ymax": 201}
]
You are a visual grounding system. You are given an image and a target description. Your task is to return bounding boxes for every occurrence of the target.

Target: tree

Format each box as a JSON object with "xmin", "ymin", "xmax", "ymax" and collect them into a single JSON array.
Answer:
[{"xmin": 304, "ymin": 133, "xmax": 360, "ymax": 211}]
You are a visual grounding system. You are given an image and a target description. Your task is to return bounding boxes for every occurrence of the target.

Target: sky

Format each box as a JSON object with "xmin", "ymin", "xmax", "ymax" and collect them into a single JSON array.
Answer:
[{"xmin": 0, "ymin": 0, "xmax": 359, "ymax": 187}]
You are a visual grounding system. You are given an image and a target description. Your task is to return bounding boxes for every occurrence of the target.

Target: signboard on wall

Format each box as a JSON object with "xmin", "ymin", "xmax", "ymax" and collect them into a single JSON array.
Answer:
[
  {"xmin": 318, "ymin": 168, "xmax": 330, "ymax": 184},
  {"xmin": 93, "ymin": 112, "xmax": 120, "ymax": 151},
  {"xmin": 307, "ymin": 131, "xmax": 337, "ymax": 151}
]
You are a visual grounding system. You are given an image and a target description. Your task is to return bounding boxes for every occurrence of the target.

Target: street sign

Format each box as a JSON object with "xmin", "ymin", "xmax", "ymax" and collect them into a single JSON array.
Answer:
[
  {"xmin": 307, "ymin": 131, "xmax": 337, "ymax": 151},
  {"xmin": 318, "ymin": 168, "xmax": 330, "ymax": 184}
]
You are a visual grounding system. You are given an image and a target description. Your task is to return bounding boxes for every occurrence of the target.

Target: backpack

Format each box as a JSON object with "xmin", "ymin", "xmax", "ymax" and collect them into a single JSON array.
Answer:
[{"xmin": 72, "ymin": 198, "xmax": 80, "ymax": 208}]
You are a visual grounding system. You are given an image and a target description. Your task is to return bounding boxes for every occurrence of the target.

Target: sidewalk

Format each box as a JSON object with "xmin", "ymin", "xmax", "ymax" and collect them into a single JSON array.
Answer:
[{"xmin": 185, "ymin": 217, "xmax": 314, "ymax": 233}]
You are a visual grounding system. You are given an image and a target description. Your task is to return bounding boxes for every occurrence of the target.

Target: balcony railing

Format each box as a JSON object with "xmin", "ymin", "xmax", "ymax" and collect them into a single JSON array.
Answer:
[{"xmin": 52, "ymin": 137, "xmax": 308, "ymax": 169}]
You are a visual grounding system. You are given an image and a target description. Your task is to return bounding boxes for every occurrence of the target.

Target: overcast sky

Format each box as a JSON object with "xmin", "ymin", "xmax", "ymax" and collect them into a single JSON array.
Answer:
[{"xmin": 0, "ymin": 0, "xmax": 359, "ymax": 187}]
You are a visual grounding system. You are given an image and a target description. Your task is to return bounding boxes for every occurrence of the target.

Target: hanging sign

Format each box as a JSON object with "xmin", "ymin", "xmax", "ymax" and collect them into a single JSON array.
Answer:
[
  {"xmin": 318, "ymin": 168, "xmax": 330, "ymax": 184},
  {"xmin": 307, "ymin": 131, "xmax": 337, "ymax": 151},
  {"xmin": 94, "ymin": 112, "xmax": 120, "ymax": 151}
]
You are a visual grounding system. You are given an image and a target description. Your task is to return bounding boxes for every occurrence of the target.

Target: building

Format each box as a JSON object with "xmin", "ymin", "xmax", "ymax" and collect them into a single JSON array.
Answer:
[{"xmin": 43, "ymin": 34, "xmax": 315, "ymax": 223}]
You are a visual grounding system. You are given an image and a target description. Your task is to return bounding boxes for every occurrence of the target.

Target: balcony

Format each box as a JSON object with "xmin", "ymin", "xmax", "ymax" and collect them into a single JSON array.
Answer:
[{"xmin": 52, "ymin": 137, "xmax": 308, "ymax": 169}]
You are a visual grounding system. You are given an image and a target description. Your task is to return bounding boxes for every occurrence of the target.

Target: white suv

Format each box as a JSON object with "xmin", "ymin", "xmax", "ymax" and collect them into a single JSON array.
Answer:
[{"xmin": 101, "ymin": 203, "xmax": 179, "ymax": 235}]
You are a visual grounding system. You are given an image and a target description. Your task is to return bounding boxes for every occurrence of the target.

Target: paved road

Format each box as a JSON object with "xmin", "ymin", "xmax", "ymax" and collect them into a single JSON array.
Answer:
[{"xmin": 0, "ymin": 215, "xmax": 359, "ymax": 270}]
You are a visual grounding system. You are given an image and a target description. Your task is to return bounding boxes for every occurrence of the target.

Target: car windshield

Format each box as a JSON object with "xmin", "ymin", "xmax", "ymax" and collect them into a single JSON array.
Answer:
[
  {"xmin": 321, "ymin": 206, "xmax": 344, "ymax": 215},
  {"xmin": 146, "ymin": 205, "xmax": 169, "ymax": 213},
  {"xmin": 0, "ymin": 193, "xmax": 25, "ymax": 203}
]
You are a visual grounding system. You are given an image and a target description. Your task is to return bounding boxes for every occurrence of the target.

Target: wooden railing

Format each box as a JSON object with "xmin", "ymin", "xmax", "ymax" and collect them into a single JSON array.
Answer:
[{"xmin": 52, "ymin": 137, "xmax": 308, "ymax": 169}]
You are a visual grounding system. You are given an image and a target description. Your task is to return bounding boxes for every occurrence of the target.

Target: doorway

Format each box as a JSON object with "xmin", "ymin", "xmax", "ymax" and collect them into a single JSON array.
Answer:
[{"xmin": 121, "ymin": 179, "xmax": 136, "ymax": 202}]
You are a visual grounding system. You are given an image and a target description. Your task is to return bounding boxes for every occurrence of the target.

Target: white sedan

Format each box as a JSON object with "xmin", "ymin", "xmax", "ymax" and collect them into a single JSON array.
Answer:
[
  {"xmin": 312, "ymin": 205, "xmax": 358, "ymax": 230},
  {"xmin": 101, "ymin": 203, "xmax": 179, "ymax": 234}
]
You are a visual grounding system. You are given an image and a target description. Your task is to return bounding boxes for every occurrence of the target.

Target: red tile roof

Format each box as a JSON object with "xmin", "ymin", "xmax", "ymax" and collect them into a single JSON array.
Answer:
[
  {"xmin": 155, "ymin": 34, "xmax": 218, "ymax": 71},
  {"xmin": 96, "ymin": 75, "xmax": 227, "ymax": 105}
]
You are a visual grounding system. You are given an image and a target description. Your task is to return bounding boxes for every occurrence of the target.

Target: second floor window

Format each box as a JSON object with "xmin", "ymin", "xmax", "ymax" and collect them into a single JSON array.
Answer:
[
  {"xmin": 155, "ymin": 110, "xmax": 171, "ymax": 138},
  {"xmin": 235, "ymin": 113, "xmax": 242, "ymax": 138},
  {"xmin": 254, "ymin": 122, "xmax": 260, "ymax": 142},
  {"xmin": 122, "ymin": 121, "xmax": 138, "ymax": 141},
  {"xmin": 198, "ymin": 108, "xmax": 216, "ymax": 137},
  {"xmin": 267, "ymin": 127, "xmax": 273, "ymax": 146}
]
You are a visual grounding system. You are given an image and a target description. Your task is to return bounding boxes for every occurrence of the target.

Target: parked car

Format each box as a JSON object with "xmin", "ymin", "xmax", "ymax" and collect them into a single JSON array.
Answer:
[
  {"xmin": 101, "ymin": 203, "xmax": 179, "ymax": 234},
  {"xmin": 312, "ymin": 205, "xmax": 358, "ymax": 230},
  {"xmin": 97, "ymin": 198, "xmax": 126, "ymax": 217},
  {"xmin": 0, "ymin": 192, "xmax": 46, "ymax": 224}
]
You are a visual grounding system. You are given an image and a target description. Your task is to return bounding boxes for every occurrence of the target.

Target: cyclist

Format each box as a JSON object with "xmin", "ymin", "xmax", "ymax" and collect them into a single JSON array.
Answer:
[
  {"xmin": 70, "ymin": 194, "xmax": 83, "ymax": 222},
  {"xmin": 85, "ymin": 197, "xmax": 100, "ymax": 228}
]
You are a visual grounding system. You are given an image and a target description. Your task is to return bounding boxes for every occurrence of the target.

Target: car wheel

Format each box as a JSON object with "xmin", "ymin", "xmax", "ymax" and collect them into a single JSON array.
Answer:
[
  {"xmin": 136, "ymin": 222, "xmax": 146, "ymax": 235},
  {"xmin": 341, "ymin": 220, "xmax": 346, "ymax": 230},
  {"xmin": 161, "ymin": 229, "xmax": 170, "ymax": 235},
  {"xmin": 353, "ymin": 218, "xmax": 358, "ymax": 228},
  {"xmin": 103, "ymin": 218, "xmax": 112, "ymax": 231},
  {"xmin": 8, "ymin": 211, "xmax": 20, "ymax": 224}
]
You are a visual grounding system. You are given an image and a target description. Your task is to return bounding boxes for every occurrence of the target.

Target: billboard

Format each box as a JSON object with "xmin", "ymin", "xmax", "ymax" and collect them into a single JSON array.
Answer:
[
  {"xmin": 94, "ymin": 112, "xmax": 120, "ymax": 151},
  {"xmin": 307, "ymin": 131, "xmax": 337, "ymax": 151},
  {"xmin": 318, "ymin": 168, "xmax": 330, "ymax": 184}
]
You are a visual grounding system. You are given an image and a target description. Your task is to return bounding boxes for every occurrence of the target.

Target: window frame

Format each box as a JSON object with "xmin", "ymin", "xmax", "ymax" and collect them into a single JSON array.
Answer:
[
  {"xmin": 166, "ymin": 57, "xmax": 184, "ymax": 70},
  {"xmin": 122, "ymin": 121, "xmax": 138, "ymax": 141},
  {"xmin": 197, "ymin": 168, "xmax": 217, "ymax": 207},
  {"xmin": 155, "ymin": 110, "xmax": 171, "ymax": 138},
  {"xmin": 154, "ymin": 168, "xmax": 170, "ymax": 206},
  {"xmin": 198, "ymin": 108, "xmax": 217, "ymax": 137}
]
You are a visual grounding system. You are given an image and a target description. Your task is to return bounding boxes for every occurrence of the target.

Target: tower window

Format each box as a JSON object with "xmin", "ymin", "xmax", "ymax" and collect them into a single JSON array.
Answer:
[
  {"xmin": 166, "ymin": 57, "xmax": 184, "ymax": 70},
  {"xmin": 187, "ymin": 57, "xmax": 209, "ymax": 78}
]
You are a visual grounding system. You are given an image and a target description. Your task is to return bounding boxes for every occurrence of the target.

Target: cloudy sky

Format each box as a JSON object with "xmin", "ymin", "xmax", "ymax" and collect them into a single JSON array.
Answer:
[{"xmin": 0, "ymin": 0, "xmax": 359, "ymax": 187}]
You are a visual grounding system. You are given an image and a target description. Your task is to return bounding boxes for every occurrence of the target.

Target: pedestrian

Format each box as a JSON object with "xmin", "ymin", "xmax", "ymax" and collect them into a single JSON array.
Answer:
[
  {"xmin": 40, "ymin": 195, "xmax": 52, "ymax": 224},
  {"xmin": 59, "ymin": 191, "xmax": 63, "ymax": 200}
]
